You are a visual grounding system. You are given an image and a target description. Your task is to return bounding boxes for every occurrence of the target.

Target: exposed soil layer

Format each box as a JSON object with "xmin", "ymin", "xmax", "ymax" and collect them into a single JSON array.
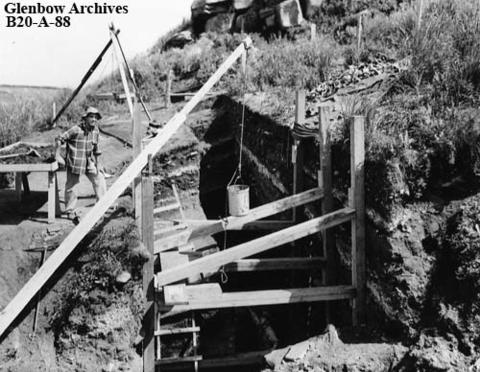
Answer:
[{"xmin": 216, "ymin": 95, "xmax": 480, "ymax": 370}]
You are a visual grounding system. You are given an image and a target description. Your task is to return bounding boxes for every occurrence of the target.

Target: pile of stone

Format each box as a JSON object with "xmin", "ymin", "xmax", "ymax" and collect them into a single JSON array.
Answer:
[
  {"xmin": 307, "ymin": 57, "xmax": 409, "ymax": 102},
  {"xmin": 190, "ymin": 0, "xmax": 312, "ymax": 34}
]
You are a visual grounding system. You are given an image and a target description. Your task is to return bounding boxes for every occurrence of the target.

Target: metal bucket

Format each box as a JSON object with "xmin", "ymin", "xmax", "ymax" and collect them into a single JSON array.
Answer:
[{"xmin": 227, "ymin": 184, "xmax": 250, "ymax": 216}]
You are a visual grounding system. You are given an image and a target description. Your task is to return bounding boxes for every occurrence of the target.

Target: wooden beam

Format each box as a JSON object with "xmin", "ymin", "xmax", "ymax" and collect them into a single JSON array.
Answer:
[
  {"xmin": 156, "ymin": 208, "xmax": 355, "ymax": 288},
  {"xmin": 350, "ymin": 116, "xmax": 365, "ymax": 326},
  {"xmin": 0, "ymin": 36, "xmax": 253, "ymax": 339},
  {"xmin": 155, "ymin": 326, "xmax": 200, "ymax": 336},
  {"xmin": 224, "ymin": 257, "xmax": 326, "ymax": 272},
  {"xmin": 0, "ymin": 162, "xmax": 58, "ymax": 172},
  {"xmin": 191, "ymin": 187, "xmax": 324, "ymax": 239},
  {"xmin": 159, "ymin": 286, "xmax": 356, "ymax": 316}
]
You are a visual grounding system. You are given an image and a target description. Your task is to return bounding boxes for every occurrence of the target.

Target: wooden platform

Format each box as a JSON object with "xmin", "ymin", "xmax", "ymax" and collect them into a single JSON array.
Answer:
[{"xmin": 0, "ymin": 161, "xmax": 60, "ymax": 223}]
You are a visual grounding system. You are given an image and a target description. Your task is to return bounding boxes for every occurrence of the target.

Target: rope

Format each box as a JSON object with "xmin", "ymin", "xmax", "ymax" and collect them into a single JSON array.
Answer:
[{"xmin": 220, "ymin": 49, "xmax": 250, "ymax": 284}]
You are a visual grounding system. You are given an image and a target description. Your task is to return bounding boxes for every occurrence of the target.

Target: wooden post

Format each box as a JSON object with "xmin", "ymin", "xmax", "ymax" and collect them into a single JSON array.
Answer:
[
  {"xmin": 47, "ymin": 171, "xmax": 57, "ymax": 224},
  {"xmin": 349, "ymin": 116, "xmax": 365, "ymax": 326},
  {"xmin": 417, "ymin": 0, "xmax": 424, "ymax": 31},
  {"xmin": 319, "ymin": 106, "xmax": 335, "ymax": 323},
  {"xmin": 164, "ymin": 70, "xmax": 172, "ymax": 108},
  {"xmin": 292, "ymin": 90, "xmax": 305, "ymax": 222},
  {"xmin": 310, "ymin": 23, "xmax": 316, "ymax": 41},
  {"xmin": 15, "ymin": 172, "xmax": 22, "ymax": 202},
  {"xmin": 142, "ymin": 156, "xmax": 155, "ymax": 372},
  {"xmin": 357, "ymin": 12, "xmax": 363, "ymax": 53},
  {"xmin": 110, "ymin": 24, "xmax": 134, "ymax": 116}
]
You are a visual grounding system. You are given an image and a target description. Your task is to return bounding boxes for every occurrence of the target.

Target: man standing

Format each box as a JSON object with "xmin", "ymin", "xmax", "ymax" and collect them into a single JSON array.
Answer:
[{"xmin": 55, "ymin": 106, "xmax": 106, "ymax": 223}]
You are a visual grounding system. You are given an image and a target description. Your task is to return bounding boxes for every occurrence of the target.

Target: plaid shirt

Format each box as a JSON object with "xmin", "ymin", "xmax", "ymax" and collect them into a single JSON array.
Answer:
[{"xmin": 57, "ymin": 123, "xmax": 100, "ymax": 175}]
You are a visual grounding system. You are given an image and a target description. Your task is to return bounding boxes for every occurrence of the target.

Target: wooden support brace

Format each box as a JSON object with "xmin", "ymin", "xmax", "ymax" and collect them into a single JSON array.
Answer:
[
  {"xmin": 156, "ymin": 208, "xmax": 355, "ymax": 288},
  {"xmin": 190, "ymin": 187, "xmax": 323, "ymax": 239}
]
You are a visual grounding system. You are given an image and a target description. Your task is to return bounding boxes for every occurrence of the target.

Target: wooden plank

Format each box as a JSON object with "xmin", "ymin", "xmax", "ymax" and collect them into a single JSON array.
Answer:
[
  {"xmin": 160, "ymin": 251, "xmax": 189, "ymax": 271},
  {"xmin": 0, "ymin": 36, "xmax": 252, "ymax": 339},
  {"xmin": 162, "ymin": 283, "xmax": 222, "ymax": 305},
  {"xmin": 191, "ymin": 187, "xmax": 324, "ymax": 239},
  {"xmin": 154, "ymin": 203, "xmax": 181, "ymax": 215},
  {"xmin": 350, "ymin": 116, "xmax": 365, "ymax": 326},
  {"xmin": 154, "ymin": 230, "xmax": 191, "ymax": 254},
  {"xmin": 141, "ymin": 175, "xmax": 155, "ymax": 372},
  {"xmin": 227, "ymin": 220, "xmax": 294, "ymax": 231},
  {"xmin": 159, "ymin": 286, "xmax": 356, "ymax": 315},
  {"xmin": 0, "ymin": 162, "xmax": 58, "ymax": 172},
  {"xmin": 224, "ymin": 257, "xmax": 326, "ymax": 272},
  {"xmin": 156, "ymin": 208, "xmax": 355, "ymax": 288},
  {"xmin": 155, "ymin": 326, "xmax": 200, "ymax": 336}
]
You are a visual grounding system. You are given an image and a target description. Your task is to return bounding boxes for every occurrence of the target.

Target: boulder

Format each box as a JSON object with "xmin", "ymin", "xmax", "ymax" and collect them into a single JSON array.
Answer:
[
  {"xmin": 275, "ymin": 0, "xmax": 304, "ymax": 29},
  {"xmin": 234, "ymin": 0, "xmax": 254, "ymax": 11},
  {"xmin": 301, "ymin": 0, "xmax": 324, "ymax": 18},
  {"xmin": 164, "ymin": 30, "xmax": 194, "ymax": 50}
]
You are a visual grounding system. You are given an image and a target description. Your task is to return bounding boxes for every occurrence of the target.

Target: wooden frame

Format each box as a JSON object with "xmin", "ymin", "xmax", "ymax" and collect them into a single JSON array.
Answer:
[
  {"xmin": 156, "ymin": 208, "xmax": 355, "ymax": 288},
  {"xmin": 0, "ymin": 162, "xmax": 60, "ymax": 223}
]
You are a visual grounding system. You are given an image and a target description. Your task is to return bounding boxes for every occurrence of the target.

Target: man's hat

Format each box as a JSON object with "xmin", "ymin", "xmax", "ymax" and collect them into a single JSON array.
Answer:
[{"xmin": 82, "ymin": 106, "xmax": 102, "ymax": 119}]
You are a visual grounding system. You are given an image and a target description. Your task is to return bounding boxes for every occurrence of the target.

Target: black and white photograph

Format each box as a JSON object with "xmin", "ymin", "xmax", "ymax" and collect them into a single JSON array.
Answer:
[{"xmin": 1, "ymin": 0, "xmax": 480, "ymax": 371}]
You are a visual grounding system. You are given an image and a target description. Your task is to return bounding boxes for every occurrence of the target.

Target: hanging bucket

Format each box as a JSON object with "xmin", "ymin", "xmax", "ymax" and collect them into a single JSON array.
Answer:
[{"xmin": 227, "ymin": 184, "xmax": 250, "ymax": 216}]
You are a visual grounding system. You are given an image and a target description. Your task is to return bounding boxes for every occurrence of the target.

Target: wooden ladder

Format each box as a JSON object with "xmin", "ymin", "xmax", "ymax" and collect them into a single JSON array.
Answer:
[{"xmin": 154, "ymin": 183, "xmax": 201, "ymax": 370}]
